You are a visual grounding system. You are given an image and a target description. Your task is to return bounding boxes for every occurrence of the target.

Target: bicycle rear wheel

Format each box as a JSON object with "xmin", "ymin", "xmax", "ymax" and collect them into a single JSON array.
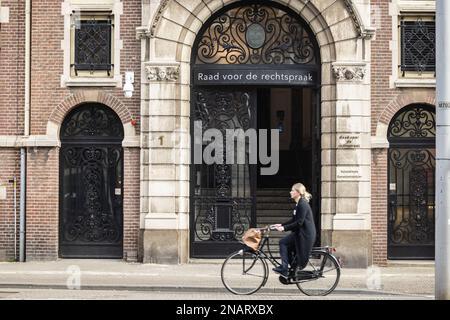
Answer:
[
  {"xmin": 221, "ymin": 249, "xmax": 267, "ymax": 295},
  {"xmin": 296, "ymin": 251, "xmax": 340, "ymax": 296}
]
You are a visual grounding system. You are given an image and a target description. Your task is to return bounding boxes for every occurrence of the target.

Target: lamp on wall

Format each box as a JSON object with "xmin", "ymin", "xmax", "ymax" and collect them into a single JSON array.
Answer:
[{"xmin": 123, "ymin": 71, "xmax": 134, "ymax": 98}]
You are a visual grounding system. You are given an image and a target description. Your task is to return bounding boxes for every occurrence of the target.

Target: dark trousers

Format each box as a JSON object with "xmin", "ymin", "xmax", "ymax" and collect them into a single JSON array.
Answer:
[{"xmin": 279, "ymin": 233, "xmax": 296, "ymax": 270}]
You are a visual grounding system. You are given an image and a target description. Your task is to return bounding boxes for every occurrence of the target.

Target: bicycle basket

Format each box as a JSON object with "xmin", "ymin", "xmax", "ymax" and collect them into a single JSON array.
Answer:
[{"xmin": 241, "ymin": 228, "xmax": 262, "ymax": 251}]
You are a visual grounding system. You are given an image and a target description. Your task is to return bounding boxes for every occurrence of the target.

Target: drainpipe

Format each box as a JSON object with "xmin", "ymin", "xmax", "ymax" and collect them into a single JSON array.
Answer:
[
  {"xmin": 19, "ymin": 150, "xmax": 26, "ymax": 262},
  {"xmin": 13, "ymin": 176, "xmax": 17, "ymax": 261},
  {"xmin": 20, "ymin": 0, "xmax": 31, "ymax": 262}
]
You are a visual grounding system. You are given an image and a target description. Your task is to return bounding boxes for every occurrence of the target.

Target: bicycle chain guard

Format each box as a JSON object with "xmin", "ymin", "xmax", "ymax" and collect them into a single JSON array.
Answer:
[{"xmin": 278, "ymin": 276, "xmax": 290, "ymax": 285}]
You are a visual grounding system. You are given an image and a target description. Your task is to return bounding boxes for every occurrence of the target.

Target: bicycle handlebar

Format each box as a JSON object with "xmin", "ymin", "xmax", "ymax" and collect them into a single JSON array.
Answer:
[{"xmin": 255, "ymin": 225, "xmax": 279, "ymax": 232}]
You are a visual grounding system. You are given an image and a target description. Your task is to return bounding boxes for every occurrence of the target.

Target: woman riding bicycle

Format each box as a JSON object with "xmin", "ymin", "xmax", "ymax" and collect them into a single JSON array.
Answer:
[{"xmin": 272, "ymin": 183, "xmax": 316, "ymax": 277}]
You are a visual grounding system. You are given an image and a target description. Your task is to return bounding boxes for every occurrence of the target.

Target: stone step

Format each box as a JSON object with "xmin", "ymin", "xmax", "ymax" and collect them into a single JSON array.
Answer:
[
  {"xmin": 256, "ymin": 198, "xmax": 293, "ymax": 205},
  {"xmin": 256, "ymin": 189, "xmax": 289, "ymax": 196},
  {"xmin": 257, "ymin": 217, "xmax": 292, "ymax": 224},
  {"xmin": 256, "ymin": 209, "xmax": 292, "ymax": 215}
]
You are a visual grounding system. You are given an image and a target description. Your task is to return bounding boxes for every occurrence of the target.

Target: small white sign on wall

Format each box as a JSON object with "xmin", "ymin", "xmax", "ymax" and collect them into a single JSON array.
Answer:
[
  {"xmin": 336, "ymin": 167, "xmax": 363, "ymax": 180},
  {"xmin": 0, "ymin": 7, "xmax": 10, "ymax": 24},
  {"xmin": 0, "ymin": 186, "xmax": 6, "ymax": 200}
]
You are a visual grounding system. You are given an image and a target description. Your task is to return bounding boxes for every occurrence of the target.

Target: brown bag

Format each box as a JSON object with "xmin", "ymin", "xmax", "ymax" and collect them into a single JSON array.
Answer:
[{"xmin": 242, "ymin": 228, "xmax": 262, "ymax": 251}]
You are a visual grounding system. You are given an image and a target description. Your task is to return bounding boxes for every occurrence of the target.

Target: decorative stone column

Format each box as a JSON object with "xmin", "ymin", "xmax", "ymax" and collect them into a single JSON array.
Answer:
[
  {"xmin": 141, "ymin": 61, "xmax": 190, "ymax": 264},
  {"xmin": 325, "ymin": 62, "xmax": 372, "ymax": 267}
]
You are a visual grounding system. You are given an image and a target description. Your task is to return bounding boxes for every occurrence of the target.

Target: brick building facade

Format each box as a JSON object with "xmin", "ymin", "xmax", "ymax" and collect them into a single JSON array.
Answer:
[
  {"xmin": 0, "ymin": 0, "xmax": 437, "ymax": 267},
  {"xmin": 0, "ymin": 0, "xmax": 141, "ymax": 261}
]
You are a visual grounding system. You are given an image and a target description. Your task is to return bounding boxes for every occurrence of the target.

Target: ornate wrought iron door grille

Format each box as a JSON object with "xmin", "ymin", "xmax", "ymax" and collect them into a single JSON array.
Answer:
[
  {"xmin": 191, "ymin": 88, "xmax": 257, "ymax": 257},
  {"xmin": 387, "ymin": 104, "xmax": 435, "ymax": 259},
  {"xmin": 60, "ymin": 103, "xmax": 124, "ymax": 258},
  {"xmin": 400, "ymin": 18, "xmax": 435, "ymax": 75},
  {"xmin": 73, "ymin": 19, "xmax": 113, "ymax": 75}
]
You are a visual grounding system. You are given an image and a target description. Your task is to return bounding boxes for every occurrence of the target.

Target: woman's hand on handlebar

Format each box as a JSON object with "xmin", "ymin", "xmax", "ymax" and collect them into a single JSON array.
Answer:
[{"xmin": 270, "ymin": 224, "xmax": 284, "ymax": 232}]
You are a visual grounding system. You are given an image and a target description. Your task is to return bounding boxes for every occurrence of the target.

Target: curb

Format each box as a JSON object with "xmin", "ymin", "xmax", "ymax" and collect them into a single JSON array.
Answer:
[{"xmin": 0, "ymin": 283, "xmax": 431, "ymax": 298}]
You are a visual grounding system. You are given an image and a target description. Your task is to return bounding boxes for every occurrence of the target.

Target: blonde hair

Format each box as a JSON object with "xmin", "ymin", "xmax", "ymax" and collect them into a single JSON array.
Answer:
[{"xmin": 292, "ymin": 183, "xmax": 312, "ymax": 202}]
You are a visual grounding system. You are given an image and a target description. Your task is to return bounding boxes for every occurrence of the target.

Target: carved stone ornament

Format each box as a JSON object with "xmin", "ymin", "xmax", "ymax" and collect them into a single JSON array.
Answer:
[
  {"xmin": 342, "ymin": 0, "xmax": 375, "ymax": 40},
  {"xmin": 136, "ymin": 26, "xmax": 151, "ymax": 40},
  {"xmin": 332, "ymin": 65, "xmax": 366, "ymax": 82},
  {"xmin": 150, "ymin": 0, "xmax": 170, "ymax": 38},
  {"xmin": 145, "ymin": 65, "xmax": 179, "ymax": 81},
  {"xmin": 148, "ymin": 0, "xmax": 375, "ymax": 40}
]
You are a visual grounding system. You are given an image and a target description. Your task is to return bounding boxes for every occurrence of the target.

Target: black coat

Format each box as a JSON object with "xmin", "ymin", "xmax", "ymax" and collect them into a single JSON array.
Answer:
[{"xmin": 282, "ymin": 198, "xmax": 317, "ymax": 269}]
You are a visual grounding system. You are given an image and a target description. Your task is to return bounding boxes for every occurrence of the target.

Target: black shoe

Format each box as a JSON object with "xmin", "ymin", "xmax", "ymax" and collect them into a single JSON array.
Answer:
[{"xmin": 272, "ymin": 267, "xmax": 288, "ymax": 277}]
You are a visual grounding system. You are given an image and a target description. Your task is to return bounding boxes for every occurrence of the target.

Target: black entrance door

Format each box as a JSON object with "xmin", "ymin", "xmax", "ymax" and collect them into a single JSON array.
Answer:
[
  {"xmin": 387, "ymin": 104, "xmax": 435, "ymax": 259},
  {"xmin": 59, "ymin": 103, "xmax": 124, "ymax": 258},
  {"xmin": 191, "ymin": 88, "xmax": 257, "ymax": 257}
]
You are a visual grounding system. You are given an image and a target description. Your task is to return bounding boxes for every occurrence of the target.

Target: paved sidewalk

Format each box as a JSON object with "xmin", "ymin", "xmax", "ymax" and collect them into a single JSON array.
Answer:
[{"xmin": 0, "ymin": 259, "xmax": 434, "ymax": 298}]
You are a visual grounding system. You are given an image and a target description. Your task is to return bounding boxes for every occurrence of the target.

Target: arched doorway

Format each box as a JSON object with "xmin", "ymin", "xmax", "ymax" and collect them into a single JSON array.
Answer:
[
  {"xmin": 190, "ymin": 1, "xmax": 321, "ymax": 257},
  {"xmin": 387, "ymin": 104, "xmax": 435, "ymax": 259},
  {"xmin": 59, "ymin": 103, "xmax": 124, "ymax": 258}
]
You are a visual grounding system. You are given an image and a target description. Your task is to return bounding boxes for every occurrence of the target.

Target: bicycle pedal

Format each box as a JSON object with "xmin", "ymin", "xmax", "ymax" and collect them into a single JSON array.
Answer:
[{"xmin": 278, "ymin": 276, "xmax": 290, "ymax": 285}]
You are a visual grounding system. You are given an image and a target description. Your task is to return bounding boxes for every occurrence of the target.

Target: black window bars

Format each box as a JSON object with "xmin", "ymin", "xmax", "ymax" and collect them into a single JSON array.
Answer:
[
  {"xmin": 400, "ymin": 17, "xmax": 435, "ymax": 76},
  {"xmin": 72, "ymin": 18, "xmax": 114, "ymax": 76}
]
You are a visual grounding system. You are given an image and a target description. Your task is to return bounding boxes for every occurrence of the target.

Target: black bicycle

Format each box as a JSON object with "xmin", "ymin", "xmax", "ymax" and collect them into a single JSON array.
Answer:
[{"xmin": 221, "ymin": 226, "xmax": 341, "ymax": 296}]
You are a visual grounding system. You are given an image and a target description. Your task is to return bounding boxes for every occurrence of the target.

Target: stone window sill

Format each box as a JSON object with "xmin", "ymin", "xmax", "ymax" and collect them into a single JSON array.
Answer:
[
  {"xmin": 63, "ymin": 77, "xmax": 120, "ymax": 87},
  {"xmin": 394, "ymin": 78, "xmax": 435, "ymax": 88}
]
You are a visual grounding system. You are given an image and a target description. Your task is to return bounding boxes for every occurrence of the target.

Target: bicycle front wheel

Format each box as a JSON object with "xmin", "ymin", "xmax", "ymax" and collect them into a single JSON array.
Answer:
[
  {"xmin": 296, "ymin": 251, "xmax": 340, "ymax": 296},
  {"xmin": 221, "ymin": 249, "xmax": 267, "ymax": 295}
]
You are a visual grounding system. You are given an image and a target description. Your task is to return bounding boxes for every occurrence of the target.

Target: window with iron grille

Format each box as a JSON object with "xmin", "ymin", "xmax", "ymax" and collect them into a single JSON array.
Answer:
[
  {"xmin": 399, "ymin": 17, "xmax": 435, "ymax": 76},
  {"xmin": 71, "ymin": 14, "xmax": 114, "ymax": 76}
]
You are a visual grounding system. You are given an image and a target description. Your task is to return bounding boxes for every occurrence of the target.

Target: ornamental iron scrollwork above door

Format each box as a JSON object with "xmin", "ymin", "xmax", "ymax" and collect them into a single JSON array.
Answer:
[
  {"xmin": 387, "ymin": 104, "xmax": 435, "ymax": 259},
  {"xmin": 59, "ymin": 103, "xmax": 124, "ymax": 258},
  {"xmin": 194, "ymin": 2, "xmax": 317, "ymax": 65}
]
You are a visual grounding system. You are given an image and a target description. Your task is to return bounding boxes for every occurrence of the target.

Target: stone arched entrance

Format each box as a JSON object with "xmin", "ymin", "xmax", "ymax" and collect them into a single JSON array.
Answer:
[
  {"xmin": 189, "ymin": 1, "xmax": 321, "ymax": 257},
  {"xmin": 141, "ymin": 0, "xmax": 373, "ymax": 266}
]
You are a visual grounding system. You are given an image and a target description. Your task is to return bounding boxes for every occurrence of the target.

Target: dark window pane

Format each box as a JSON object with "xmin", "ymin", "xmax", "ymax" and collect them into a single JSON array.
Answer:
[
  {"xmin": 74, "ymin": 19, "xmax": 113, "ymax": 74},
  {"xmin": 400, "ymin": 19, "xmax": 435, "ymax": 73}
]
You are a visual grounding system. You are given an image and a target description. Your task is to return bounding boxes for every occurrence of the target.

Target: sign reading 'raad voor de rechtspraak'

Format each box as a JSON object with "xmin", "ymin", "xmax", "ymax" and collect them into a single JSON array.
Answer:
[{"xmin": 193, "ymin": 67, "xmax": 317, "ymax": 86}]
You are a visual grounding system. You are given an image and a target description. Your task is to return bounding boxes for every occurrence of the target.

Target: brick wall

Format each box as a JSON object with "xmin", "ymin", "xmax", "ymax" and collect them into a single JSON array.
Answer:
[
  {"xmin": 25, "ymin": 0, "xmax": 141, "ymax": 259},
  {"xmin": 370, "ymin": 0, "xmax": 393, "ymax": 266},
  {"xmin": 0, "ymin": 0, "xmax": 141, "ymax": 260},
  {"xmin": 371, "ymin": 149, "xmax": 388, "ymax": 266},
  {"xmin": 25, "ymin": 148, "xmax": 59, "ymax": 260},
  {"xmin": 371, "ymin": 0, "xmax": 435, "ymax": 264},
  {"xmin": 0, "ymin": 149, "xmax": 21, "ymax": 261},
  {"xmin": 0, "ymin": 0, "xmax": 25, "ymax": 136},
  {"xmin": 30, "ymin": 0, "xmax": 141, "ymax": 135},
  {"xmin": 0, "ymin": 0, "xmax": 24, "ymax": 262},
  {"xmin": 123, "ymin": 148, "xmax": 140, "ymax": 261},
  {"xmin": 371, "ymin": 0, "xmax": 397, "ymax": 135}
]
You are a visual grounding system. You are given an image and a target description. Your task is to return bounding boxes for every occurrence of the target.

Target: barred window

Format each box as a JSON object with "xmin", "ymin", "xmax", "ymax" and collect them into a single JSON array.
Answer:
[
  {"xmin": 71, "ymin": 13, "xmax": 114, "ymax": 77},
  {"xmin": 399, "ymin": 17, "xmax": 435, "ymax": 76}
]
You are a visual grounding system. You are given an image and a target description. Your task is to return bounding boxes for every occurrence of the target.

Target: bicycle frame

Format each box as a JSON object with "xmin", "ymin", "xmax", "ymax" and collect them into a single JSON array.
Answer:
[
  {"xmin": 251, "ymin": 228, "xmax": 341, "ymax": 284},
  {"xmin": 255, "ymin": 233, "xmax": 282, "ymax": 268}
]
